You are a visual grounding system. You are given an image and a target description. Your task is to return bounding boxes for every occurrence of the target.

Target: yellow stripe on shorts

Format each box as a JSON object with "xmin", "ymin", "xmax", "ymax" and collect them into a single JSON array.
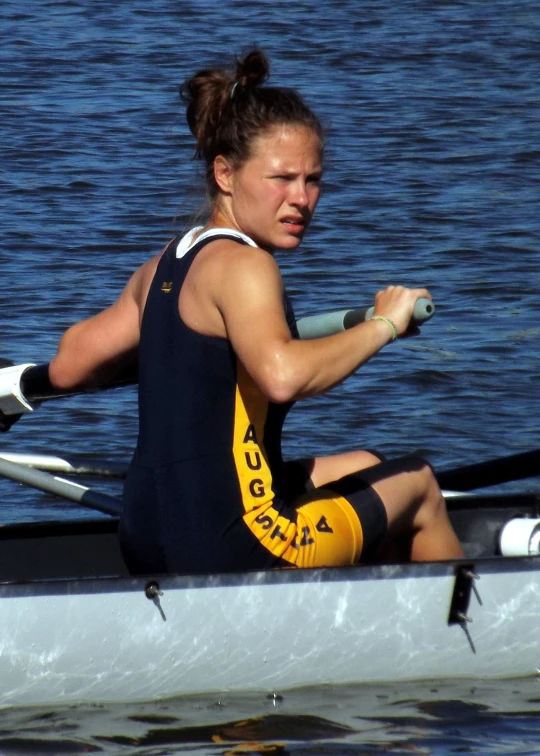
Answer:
[{"xmin": 281, "ymin": 489, "xmax": 364, "ymax": 567}]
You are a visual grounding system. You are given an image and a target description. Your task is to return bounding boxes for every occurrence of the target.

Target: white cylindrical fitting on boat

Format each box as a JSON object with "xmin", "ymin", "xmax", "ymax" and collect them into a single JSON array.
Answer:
[{"xmin": 499, "ymin": 518, "xmax": 540, "ymax": 557}]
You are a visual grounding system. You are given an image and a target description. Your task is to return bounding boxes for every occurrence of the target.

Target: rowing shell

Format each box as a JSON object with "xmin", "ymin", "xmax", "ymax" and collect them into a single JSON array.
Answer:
[{"xmin": 1, "ymin": 492, "xmax": 540, "ymax": 708}]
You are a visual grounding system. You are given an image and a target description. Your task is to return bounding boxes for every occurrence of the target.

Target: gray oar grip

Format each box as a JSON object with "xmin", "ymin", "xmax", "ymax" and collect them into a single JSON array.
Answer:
[
  {"xmin": 296, "ymin": 297, "xmax": 435, "ymax": 339},
  {"xmin": 365, "ymin": 297, "xmax": 434, "ymax": 324}
]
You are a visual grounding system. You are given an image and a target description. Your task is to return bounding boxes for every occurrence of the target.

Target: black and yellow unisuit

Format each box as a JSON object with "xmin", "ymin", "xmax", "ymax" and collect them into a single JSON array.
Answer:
[{"xmin": 119, "ymin": 228, "xmax": 387, "ymax": 575}]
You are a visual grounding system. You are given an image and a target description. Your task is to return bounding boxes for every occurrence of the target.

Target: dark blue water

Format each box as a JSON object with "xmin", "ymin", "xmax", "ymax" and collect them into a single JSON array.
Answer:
[{"xmin": 1, "ymin": 0, "xmax": 540, "ymax": 751}]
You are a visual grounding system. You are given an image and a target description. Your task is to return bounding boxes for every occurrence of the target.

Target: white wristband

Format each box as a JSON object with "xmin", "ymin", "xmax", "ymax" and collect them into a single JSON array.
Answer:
[{"xmin": 0, "ymin": 364, "xmax": 38, "ymax": 414}]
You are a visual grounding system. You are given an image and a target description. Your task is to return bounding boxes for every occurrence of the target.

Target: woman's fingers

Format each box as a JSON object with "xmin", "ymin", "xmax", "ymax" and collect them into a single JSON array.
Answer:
[{"xmin": 373, "ymin": 286, "xmax": 431, "ymax": 335}]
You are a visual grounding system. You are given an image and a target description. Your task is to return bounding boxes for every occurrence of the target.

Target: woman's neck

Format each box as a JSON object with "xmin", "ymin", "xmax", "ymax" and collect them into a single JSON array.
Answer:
[
  {"xmin": 204, "ymin": 206, "xmax": 275, "ymax": 254},
  {"xmin": 206, "ymin": 206, "xmax": 238, "ymax": 232}
]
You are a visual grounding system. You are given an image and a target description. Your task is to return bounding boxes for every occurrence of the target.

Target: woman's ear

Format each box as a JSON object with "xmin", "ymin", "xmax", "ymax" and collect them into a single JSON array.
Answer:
[{"xmin": 214, "ymin": 155, "xmax": 234, "ymax": 194}]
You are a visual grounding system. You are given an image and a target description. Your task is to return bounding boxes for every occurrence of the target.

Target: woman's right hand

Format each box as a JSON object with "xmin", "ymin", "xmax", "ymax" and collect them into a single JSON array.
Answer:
[{"xmin": 372, "ymin": 286, "xmax": 432, "ymax": 336}]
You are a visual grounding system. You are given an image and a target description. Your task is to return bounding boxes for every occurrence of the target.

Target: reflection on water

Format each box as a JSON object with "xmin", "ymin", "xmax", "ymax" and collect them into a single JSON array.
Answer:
[{"xmin": 3, "ymin": 678, "xmax": 540, "ymax": 754}]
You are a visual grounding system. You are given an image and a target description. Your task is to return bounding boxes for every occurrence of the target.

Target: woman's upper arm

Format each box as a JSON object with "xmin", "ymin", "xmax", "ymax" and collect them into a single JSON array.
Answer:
[
  {"xmin": 212, "ymin": 249, "xmax": 295, "ymax": 400},
  {"xmin": 49, "ymin": 260, "xmax": 156, "ymax": 390}
]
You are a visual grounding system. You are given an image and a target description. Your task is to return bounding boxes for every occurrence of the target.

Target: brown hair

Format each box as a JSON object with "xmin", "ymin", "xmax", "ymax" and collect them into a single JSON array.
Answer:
[{"xmin": 180, "ymin": 49, "xmax": 324, "ymax": 198}]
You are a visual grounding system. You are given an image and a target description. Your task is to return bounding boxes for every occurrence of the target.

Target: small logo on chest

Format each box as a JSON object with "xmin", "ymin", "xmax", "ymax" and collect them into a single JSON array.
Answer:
[{"xmin": 161, "ymin": 281, "xmax": 173, "ymax": 293}]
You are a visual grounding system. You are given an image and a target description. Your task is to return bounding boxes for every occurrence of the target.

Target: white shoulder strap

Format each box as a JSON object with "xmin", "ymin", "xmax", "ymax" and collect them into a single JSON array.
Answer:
[{"xmin": 176, "ymin": 227, "xmax": 257, "ymax": 258}]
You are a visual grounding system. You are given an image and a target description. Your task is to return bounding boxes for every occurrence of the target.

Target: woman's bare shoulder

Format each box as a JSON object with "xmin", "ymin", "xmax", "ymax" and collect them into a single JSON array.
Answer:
[
  {"xmin": 197, "ymin": 237, "xmax": 280, "ymax": 279},
  {"xmin": 126, "ymin": 240, "xmax": 172, "ymax": 305}
]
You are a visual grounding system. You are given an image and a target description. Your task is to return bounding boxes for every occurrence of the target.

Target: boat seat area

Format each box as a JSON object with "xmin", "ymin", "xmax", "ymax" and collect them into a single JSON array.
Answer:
[
  {"xmin": 1, "ymin": 494, "xmax": 539, "ymax": 584},
  {"xmin": 0, "ymin": 517, "xmax": 129, "ymax": 582}
]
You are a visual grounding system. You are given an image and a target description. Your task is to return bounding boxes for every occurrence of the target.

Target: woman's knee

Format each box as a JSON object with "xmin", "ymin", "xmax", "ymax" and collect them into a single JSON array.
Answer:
[
  {"xmin": 408, "ymin": 456, "xmax": 447, "ymax": 522},
  {"xmin": 398, "ymin": 454, "xmax": 439, "ymax": 493},
  {"xmin": 366, "ymin": 454, "xmax": 442, "ymax": 528}
]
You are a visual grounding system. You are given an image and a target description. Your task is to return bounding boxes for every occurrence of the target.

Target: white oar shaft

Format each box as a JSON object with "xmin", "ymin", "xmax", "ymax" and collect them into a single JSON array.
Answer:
[
  {"xmin": 0, "ymin": 452, "xmax": 127, "ymax": 478},
  {"xmin": 0, "ymin": 457, "xmax": 123, "ymax": 516}
]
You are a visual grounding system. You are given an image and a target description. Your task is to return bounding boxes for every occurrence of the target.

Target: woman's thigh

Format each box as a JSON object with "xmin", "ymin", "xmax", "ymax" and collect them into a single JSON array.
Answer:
[
  {"xmin": 288, "ymin": 452, "xmax": 437, "ymax": 533},
  {"xmin": 292, "ymin": 449, "xmax": 385, "ymax": 490},
  {"xmin": 333, "ymin": 455, "xmax": 436, "ymax": 532}
]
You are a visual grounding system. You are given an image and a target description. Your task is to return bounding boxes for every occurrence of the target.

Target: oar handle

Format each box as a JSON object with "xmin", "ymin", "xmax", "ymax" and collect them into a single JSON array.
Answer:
[
  {"xmin": 20, "ymin": 362, "xmax": 139, "ymax": 403},
  {"xmin": 296, "ymin": 297, "xmax": 435, "ymax": 340},
  {"xmin": 1, "ymin": 361, "xmax": 138, "ymax": 415},
  {"xmin": 3, "ymin": 300, "xmax": 434, "ymax": 408}
]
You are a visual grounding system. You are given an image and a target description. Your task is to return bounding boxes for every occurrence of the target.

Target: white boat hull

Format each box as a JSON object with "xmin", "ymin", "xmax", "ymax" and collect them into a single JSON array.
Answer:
[{"xmin": 1, "ymin": 554, "xmax": 540, "ymax": 708}]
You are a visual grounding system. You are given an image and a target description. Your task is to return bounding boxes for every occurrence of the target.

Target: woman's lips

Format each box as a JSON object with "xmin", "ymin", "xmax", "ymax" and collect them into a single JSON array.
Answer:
[{"xmin": 281, "ymin": 217, "xmax": 305, "ymax": 234}]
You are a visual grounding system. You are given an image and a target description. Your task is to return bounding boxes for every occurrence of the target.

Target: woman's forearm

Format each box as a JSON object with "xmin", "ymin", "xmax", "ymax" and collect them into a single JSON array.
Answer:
[{"xmin": 251, "ymin": 317, "xmax": 395, "ymax": 403}]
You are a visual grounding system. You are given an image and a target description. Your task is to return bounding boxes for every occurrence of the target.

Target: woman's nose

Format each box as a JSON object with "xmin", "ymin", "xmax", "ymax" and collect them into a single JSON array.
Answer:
[{"xmin": 289, "ymin": 180, "xmax": 309, "ymax": 207}]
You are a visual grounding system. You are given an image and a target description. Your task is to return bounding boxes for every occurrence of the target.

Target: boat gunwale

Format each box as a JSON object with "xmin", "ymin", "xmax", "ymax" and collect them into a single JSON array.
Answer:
[
  {"xmin": 2, "ymin": 491, "xmax": 540, "ymax": 596},
  {"xmin": 1, "ymin": 550, "xmax": 540, "ymax": 598}
]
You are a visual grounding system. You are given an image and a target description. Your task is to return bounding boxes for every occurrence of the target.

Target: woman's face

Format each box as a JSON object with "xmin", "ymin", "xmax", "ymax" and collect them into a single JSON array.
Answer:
[{"xmin": 218, "ymin": 124, "xmax": 323, "ymax": 252}]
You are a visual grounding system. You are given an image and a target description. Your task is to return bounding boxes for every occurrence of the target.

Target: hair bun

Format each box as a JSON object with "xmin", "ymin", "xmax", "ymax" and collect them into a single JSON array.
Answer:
[{"xmin": 235, "ymin": 49, "xmax": 269, "ymax": 90}]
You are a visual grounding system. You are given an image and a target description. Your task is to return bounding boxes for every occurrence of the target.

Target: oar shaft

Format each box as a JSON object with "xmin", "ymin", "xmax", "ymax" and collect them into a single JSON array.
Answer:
[
  {"xmin": 0, "ymin": 457, "xmax": 123, "ymax": 516},
  {"xmin": 296, "ymin": 298, "xmax": 435, "ymax": 339},
  {"xmin": 0, "ymin": 452, "xmax": 128, "ymax": 478},
  {"xmin": 436, "ymin": 449, "xmax": 540, "ymax": 491},
  {"xmin": 12, "ymin": 302, "xmax": 435, "ymax": 404}
]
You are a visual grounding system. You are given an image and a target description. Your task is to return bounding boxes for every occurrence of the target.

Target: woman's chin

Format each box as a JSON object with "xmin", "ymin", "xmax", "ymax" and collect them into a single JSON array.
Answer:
[
  {"xmin": 254, "ymin": 228, "xmax": 304, "ymax": 252},
  {"xmin": 276, "ymin": 231, "xmax": 304, "ymax": 250}
]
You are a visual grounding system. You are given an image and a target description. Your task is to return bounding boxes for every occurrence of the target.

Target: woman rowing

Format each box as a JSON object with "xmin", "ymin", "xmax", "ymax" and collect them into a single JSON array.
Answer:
[{"xmin": 49, "ymin": 49, "xmax": 464, "ymax": 573}]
